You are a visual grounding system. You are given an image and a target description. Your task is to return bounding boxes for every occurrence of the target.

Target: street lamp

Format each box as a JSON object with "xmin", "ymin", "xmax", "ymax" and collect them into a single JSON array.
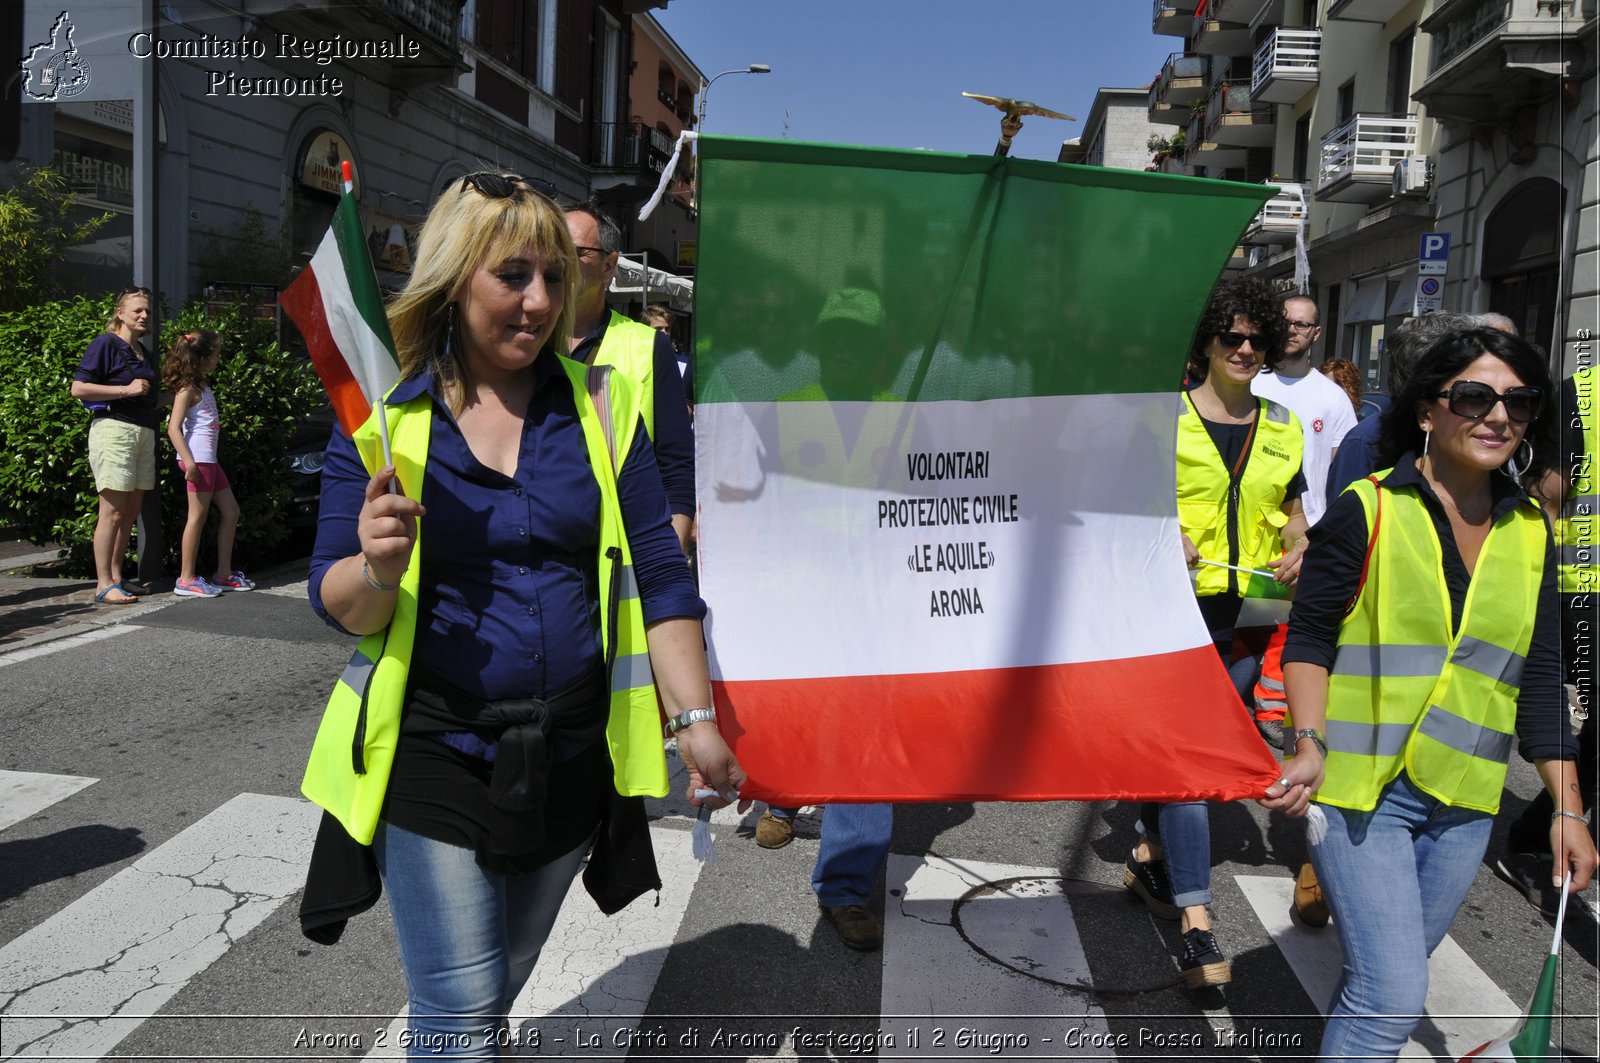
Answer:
[{"xmin": 692, "ymin": 64, "xmax": 771, "ymax": 209}]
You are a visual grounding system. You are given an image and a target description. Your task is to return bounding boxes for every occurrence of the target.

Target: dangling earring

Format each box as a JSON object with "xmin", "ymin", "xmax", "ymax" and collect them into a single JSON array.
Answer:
[
  {"xmin": 1504, "ymin": 439, "xmax": 1533, "ymax": 481},
  {"xmin": 443, "ymin": 301, "xmax": 458, "ymax": 360},
  {"xmin": 1422, "ymin": 427, "xmax": 1430, "ymax": 460}
]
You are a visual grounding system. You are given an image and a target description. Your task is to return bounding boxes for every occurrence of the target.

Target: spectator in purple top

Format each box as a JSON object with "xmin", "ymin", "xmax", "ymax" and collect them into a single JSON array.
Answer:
[{"xmin": 70, "ymin": 286, "xmax": 158, "ymax": 604}]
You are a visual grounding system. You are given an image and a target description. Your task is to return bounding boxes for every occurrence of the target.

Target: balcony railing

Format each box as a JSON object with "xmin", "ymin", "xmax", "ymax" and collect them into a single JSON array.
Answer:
[
  {"xmin": 1149, "ymin": 52, "xmax": 1213, "ymax": 114},
  {"xmin": 591, "ymin": 121, "xmax": 673, "ymax": 176},
  {"xmin": 1152, "ymin": 0, "xmax": 1199, "ymax": 35},
  {"xmin": 381, "ymin": 0, "xmax": 458, "ymax": 49},
  {"xmin": 1205, "ymin": 78, "xmax": 1275, "ymax": 145},
  {"xmin": 1416, "ymin": 0, "xmax": 1589, "ymax": 121},
  {"xmin": 1428, "ymin": 0, "xmax": 1582, "ymax": 70},
  {"xmin": 1328, "ymin": 0, "xmax": 1413, "ymax": 21},
  {"xmin": 1317, "ymin": 113, "xmax": 1420, "ymax": 200},
  {"xmin": 1244, "ymin": 182, "xmax": 1308, "ymax": 243},
  {"xmin": 1252, "ymin": 27, "xmax": 1321, "ymax": 103}
]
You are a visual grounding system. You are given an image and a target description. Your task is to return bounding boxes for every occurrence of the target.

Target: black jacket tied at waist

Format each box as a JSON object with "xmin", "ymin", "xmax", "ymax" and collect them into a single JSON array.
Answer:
[
  {"xmin": 299, "ymin": 666, "xmax": 662, "ymax": 946},
  {"xmin": 401, "ymin": 669, "xmax": 607, "ymax": 873}
]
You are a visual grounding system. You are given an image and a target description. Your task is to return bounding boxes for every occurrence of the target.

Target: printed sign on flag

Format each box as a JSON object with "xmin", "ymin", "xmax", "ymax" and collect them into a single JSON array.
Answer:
[{"xmin": 693, "ymin": 137, "xmax": 1282, "ymax": 805}]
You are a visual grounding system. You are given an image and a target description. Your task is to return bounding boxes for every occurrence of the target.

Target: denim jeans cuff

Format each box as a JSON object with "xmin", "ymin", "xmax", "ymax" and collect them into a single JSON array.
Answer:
[{"xmin": 1170, "ymin": 889, "xmax": 1212, "ymax": 909}]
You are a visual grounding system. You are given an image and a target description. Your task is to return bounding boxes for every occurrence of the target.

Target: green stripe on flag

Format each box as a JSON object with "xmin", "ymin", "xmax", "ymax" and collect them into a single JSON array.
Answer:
[
  {"xmin": 330, "ymin": 193, "xmax": 398, "ymax": 352},
  {"xmin": 695, "ymin": 136, "xmax": 1271, "ymax": 405}
]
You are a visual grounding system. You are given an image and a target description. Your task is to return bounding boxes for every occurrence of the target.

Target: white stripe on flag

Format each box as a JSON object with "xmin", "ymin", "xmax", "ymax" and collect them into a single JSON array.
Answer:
[
  {"xmin": 698, "ymin": 393, "xmax": 1200, "ymax": 681},
  {"xmin": 1237, "ymin": 875, "xmax": 1519, "ymax": 1058},
  {"xmin": 0, "ymin": 794, "xmax": 318, "ymax": 1059},
  {"xmin": 0, "ymin": 770, "xmax": 97, "ymax": 834},
  {"xmin": 308, "ymin": 228, "xmax": 397, "ymax": 404}
]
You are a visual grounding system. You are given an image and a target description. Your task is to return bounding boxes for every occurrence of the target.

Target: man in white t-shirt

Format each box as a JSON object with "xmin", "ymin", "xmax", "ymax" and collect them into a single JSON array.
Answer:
[{"xmin": 1250, "ymin": 294, "xmax": 1356, "ymax": 526}]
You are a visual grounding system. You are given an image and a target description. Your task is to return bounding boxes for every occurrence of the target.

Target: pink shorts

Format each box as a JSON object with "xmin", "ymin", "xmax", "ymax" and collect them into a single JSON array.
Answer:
[{"xmin": 177, "ymin": 459, "xmax": 231, "ymax": 493}]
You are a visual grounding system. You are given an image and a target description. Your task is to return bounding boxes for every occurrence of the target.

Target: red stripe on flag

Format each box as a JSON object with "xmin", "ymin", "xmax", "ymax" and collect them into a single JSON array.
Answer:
[
  {"xmin": 280, "ymin": 265, "xmax": 372, "ymax": 436},
  {"xmin": 717, "ymin": 647, "xmax": 1280, "ymax": 805}
]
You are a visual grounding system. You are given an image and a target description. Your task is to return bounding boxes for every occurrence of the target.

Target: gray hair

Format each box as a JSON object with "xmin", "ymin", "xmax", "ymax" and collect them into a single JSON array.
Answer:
[
  {"xmin": 1385, "ymin": 312, "xmax": 1477, "ymax": 394},
  {"xmin": 1472, "ymin": 311, "xmax": 1518, "ymax": 336},
  {"xmin": 563, "ymin": 197, "xmax": 622, "ymax": 253}
]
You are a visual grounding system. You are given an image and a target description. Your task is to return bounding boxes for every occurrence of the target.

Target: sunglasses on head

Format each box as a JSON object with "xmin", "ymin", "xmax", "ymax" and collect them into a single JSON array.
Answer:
[
  {"xmin": 1434, "ymin": 380, "xmax": 1543, "ymax": 424},
  {"xmin": 117, "ymin": 286, "xmax": 151, "ymax": 299},
  {"xmin": 458, "ymin": 171, "xmax": 559, "ymax": 202},
  {"xmin": 1216, "ymin": 330, "xmax": 1264, "ymax": 350}
]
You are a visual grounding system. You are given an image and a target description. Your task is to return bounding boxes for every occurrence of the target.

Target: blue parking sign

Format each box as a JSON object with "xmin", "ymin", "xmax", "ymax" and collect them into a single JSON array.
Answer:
[{"xmin": 1418, "ymin": 232, "xmax": 1450, "ymax": 275}]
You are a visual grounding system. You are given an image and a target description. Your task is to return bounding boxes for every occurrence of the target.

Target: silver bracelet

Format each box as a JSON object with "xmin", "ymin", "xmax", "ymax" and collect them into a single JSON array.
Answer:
[
  {"xmin": 1552, "ymin": 809, "xmax": 1590, "ymax": 827},
  {"xmin": 664, "ymin": 707, "xmax": 716, "ymax": 737},
  {"xmin": 362, "ymin": 557, "xmax": 401, "ymax": 591}
]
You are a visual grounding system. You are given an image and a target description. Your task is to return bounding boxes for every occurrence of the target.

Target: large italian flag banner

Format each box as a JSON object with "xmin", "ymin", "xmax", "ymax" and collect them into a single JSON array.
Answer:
[{"xmin": 694, "ymin": 136, "xmax": 1281, "ymax": 805}]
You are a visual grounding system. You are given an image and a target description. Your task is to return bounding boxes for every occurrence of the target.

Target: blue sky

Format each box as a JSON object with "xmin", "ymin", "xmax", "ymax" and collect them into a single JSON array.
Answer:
[{"xmin": 653, "ymin": 1, "xmax": 1177, "ymax": 161}]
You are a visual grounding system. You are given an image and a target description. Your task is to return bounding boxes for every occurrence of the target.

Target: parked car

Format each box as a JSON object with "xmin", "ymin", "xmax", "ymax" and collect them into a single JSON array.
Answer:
[{"xmin": 286, "ymin": 405, "xmax": 337, "ymax": 529}]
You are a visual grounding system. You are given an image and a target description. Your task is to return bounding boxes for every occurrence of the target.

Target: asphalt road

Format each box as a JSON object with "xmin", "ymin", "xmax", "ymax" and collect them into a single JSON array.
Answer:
[{"xmin": 1, "ymin": 573, "xmax": 1596, "ymax": 1062}]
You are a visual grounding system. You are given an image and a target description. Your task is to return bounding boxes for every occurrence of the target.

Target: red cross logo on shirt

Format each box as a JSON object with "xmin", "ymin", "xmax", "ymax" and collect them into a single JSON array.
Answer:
[{"xmin": 1312, "ymin": 418, "xmax": 1324, "ymax": 433}]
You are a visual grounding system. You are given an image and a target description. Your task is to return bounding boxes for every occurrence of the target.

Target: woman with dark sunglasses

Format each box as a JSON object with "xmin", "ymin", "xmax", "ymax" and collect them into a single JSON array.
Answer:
[
  {"xmin": 1124, "ymin": 278, "xmax": 1306, "ymax": 990},
  {"xmin": 70, "ymin": 286, "xmax": 158, "ymax": 604},
  {"xmin": 300, "ymin": 172, "xmax": 744, "ymax": 1058},
  {"xmin": 1262, "ymin": 326, "xmax": 1595, "ymax": 1061}
]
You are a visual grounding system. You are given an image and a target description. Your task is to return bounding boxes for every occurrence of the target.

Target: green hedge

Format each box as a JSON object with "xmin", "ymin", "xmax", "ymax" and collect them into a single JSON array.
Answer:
[{"xmin": 0, "ymin": 295, "xmax": 323, "ymax": 575}]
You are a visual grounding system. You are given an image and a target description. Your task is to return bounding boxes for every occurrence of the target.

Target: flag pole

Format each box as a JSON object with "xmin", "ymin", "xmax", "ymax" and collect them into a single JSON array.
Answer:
[{"xmin": 339, "ymin": 158, "xmax": 398, "ymax": 483}]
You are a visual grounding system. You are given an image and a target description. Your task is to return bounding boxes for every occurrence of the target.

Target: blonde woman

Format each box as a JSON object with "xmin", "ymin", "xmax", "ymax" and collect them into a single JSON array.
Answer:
[
  {"xmin": 299, "ymin": 174, "xmax": 743, "ymax": 1059},
  {"xmin": 70, "ymin": 286, "xmax": 157, "ymax": 604}
]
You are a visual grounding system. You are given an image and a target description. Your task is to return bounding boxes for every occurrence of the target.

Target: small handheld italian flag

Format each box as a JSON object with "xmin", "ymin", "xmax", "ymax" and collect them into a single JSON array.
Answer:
[
  {"xmin": 1459, "ymin": 870, "xmax": 1573, "ymax": 1062},
  {"xmin": 279, "ymin": 160, "xmax": 400, "ymax": 435}
]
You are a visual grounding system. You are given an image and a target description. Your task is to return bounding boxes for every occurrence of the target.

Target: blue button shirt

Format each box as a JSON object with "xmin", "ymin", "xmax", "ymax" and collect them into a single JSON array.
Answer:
[{"xmin": 309, "ymin": 352, "xmax": 704, "ymax": 701}]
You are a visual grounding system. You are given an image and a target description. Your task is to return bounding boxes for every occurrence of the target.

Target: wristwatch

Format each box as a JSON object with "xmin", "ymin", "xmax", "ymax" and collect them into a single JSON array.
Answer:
[
  {"xmin": 665, "ymin": 707, "xmax": 717, "ymax": 736},
  {"xmin": 1292, "ymin": 727, "xmax": 1328, "ymax": 758}
]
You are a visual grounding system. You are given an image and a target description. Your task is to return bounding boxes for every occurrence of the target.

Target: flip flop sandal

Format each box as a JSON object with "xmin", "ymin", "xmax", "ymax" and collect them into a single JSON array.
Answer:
[
  {"xmin": 119, "ymin": 579, "xmax": 153, "ymax": 596},
  {"xmin": 94, "ymin": 585, "xmax": 136, "ymax": 604}
]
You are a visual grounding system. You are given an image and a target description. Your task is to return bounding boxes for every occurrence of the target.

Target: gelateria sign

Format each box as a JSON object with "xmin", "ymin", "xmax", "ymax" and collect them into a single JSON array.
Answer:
[{"xmin": 299, "ymin": 131, "xmax": 361, "ymax": 197}]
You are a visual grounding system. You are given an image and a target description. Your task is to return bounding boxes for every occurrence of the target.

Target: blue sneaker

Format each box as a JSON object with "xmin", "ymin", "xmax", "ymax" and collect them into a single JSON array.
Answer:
[
  {"xmin": 213, "ymin": 570, "xmax": 256, "ymax": 591},
  {"xmin": 174, "ymin": 576, "xmax": 223, "ymax": 598}
]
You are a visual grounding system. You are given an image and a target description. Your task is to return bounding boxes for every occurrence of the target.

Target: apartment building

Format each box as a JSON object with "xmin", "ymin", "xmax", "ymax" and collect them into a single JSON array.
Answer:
[
  {"xmin": 11, "ymin": 0, "xmax": 690, "ymax": 303},
  {"xmin": 620, "ymin": 12, "xmax": 701, "ymax": 298},
  {"xmin": 1058, "ymin": 86, "xmax": 1189, "ymax": 172},
  {"xmin": 1149, "ymin": 0, "xmax": 1596, "ymax": 384}
]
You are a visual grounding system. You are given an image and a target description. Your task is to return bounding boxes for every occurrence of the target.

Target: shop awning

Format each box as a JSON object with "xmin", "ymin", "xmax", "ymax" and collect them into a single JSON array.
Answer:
[
  {"xmin": 1344, "ymin": 276, "xmax": 1389, "ymax": 323},
  {"xmin": 611, "ymin": 254, "xmax": 694, "ymax": 312}
]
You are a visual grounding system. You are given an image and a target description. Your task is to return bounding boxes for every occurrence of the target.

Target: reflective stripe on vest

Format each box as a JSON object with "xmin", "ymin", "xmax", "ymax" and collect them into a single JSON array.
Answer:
[
  {"xmin": 1556, "ymin": 366, "xmax": 1597, "ymax": 594},
  {"xmin": 1319, "ymin": 475, "xmax": 1545, "ymax": 814},
  {"xmin": 593, "ymin": 310, "xmax": 659, "ymax": 439},
  {"xmin": 300, "ymin": 360, "xmax": 668, "ymax": 846},
  {"xmin": 1175, "ymin": 393, "xmax": 1303, "ymax": 597}
]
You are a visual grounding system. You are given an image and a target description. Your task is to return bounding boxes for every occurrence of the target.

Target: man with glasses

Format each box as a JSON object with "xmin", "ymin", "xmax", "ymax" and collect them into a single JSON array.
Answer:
[
  {"xmin": 564, "ymin": 199, "xmax": 696, "ymax": 554},
  {"xmin": 1244, "ymin": 295, "xmax": 1359, "ymax": 754},
  {"xmin": 1252, "ymin": 295, "xmax": 1356, "ymax": 526}
]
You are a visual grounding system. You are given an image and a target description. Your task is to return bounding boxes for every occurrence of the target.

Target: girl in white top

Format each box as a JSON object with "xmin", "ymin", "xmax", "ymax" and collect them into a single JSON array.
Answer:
[{"xmin": 164, "ymin": 329, "xmax": 254, "ymax": 597}]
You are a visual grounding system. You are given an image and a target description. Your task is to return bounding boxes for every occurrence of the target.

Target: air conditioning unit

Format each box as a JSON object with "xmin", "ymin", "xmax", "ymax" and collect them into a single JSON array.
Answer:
[{"xmin": 1392, "ymin": 156, "xmax": 1432, "ymax": 198}]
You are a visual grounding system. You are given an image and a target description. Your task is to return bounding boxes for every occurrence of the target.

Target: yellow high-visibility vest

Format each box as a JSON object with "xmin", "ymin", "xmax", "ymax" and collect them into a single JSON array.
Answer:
[
  {"xmin": 301, "ymin": 359, "xmax": 668, "ymax": 845},
  {"xmin": 1176, "ymin": 392, "xmax": 1304, "ymax": 597},
  {"xmin": 1320, "ymin": 475, "xmax": 1546, "ymax": 813},
  {"xmin": 591, "ymin": 310, "xmax": 660, "ymax": 439}
]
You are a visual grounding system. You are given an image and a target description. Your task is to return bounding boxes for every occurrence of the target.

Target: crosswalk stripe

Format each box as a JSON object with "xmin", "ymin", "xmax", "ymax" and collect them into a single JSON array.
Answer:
[
  {"xmin": 0, "ymin": 625, "xmax": 135, "ymax": 668},
  {"xmin": 1236, "ymin": 874, "xmax": 1520, "ymax": 1058},
  {"xmin": 0, "ymin": 770, "xmax": 97, "ymax": 834},
  {"xmin": 0, "ymin": 793, "xmax": 319, "ymax": 1060},
  {"xmin": 883, "ymin": 855, "xmax": 1112, "ymax": 1056},
  {"xmin": 363, "ymin": 825, "xmax": 706, "ymax": 1058}
]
